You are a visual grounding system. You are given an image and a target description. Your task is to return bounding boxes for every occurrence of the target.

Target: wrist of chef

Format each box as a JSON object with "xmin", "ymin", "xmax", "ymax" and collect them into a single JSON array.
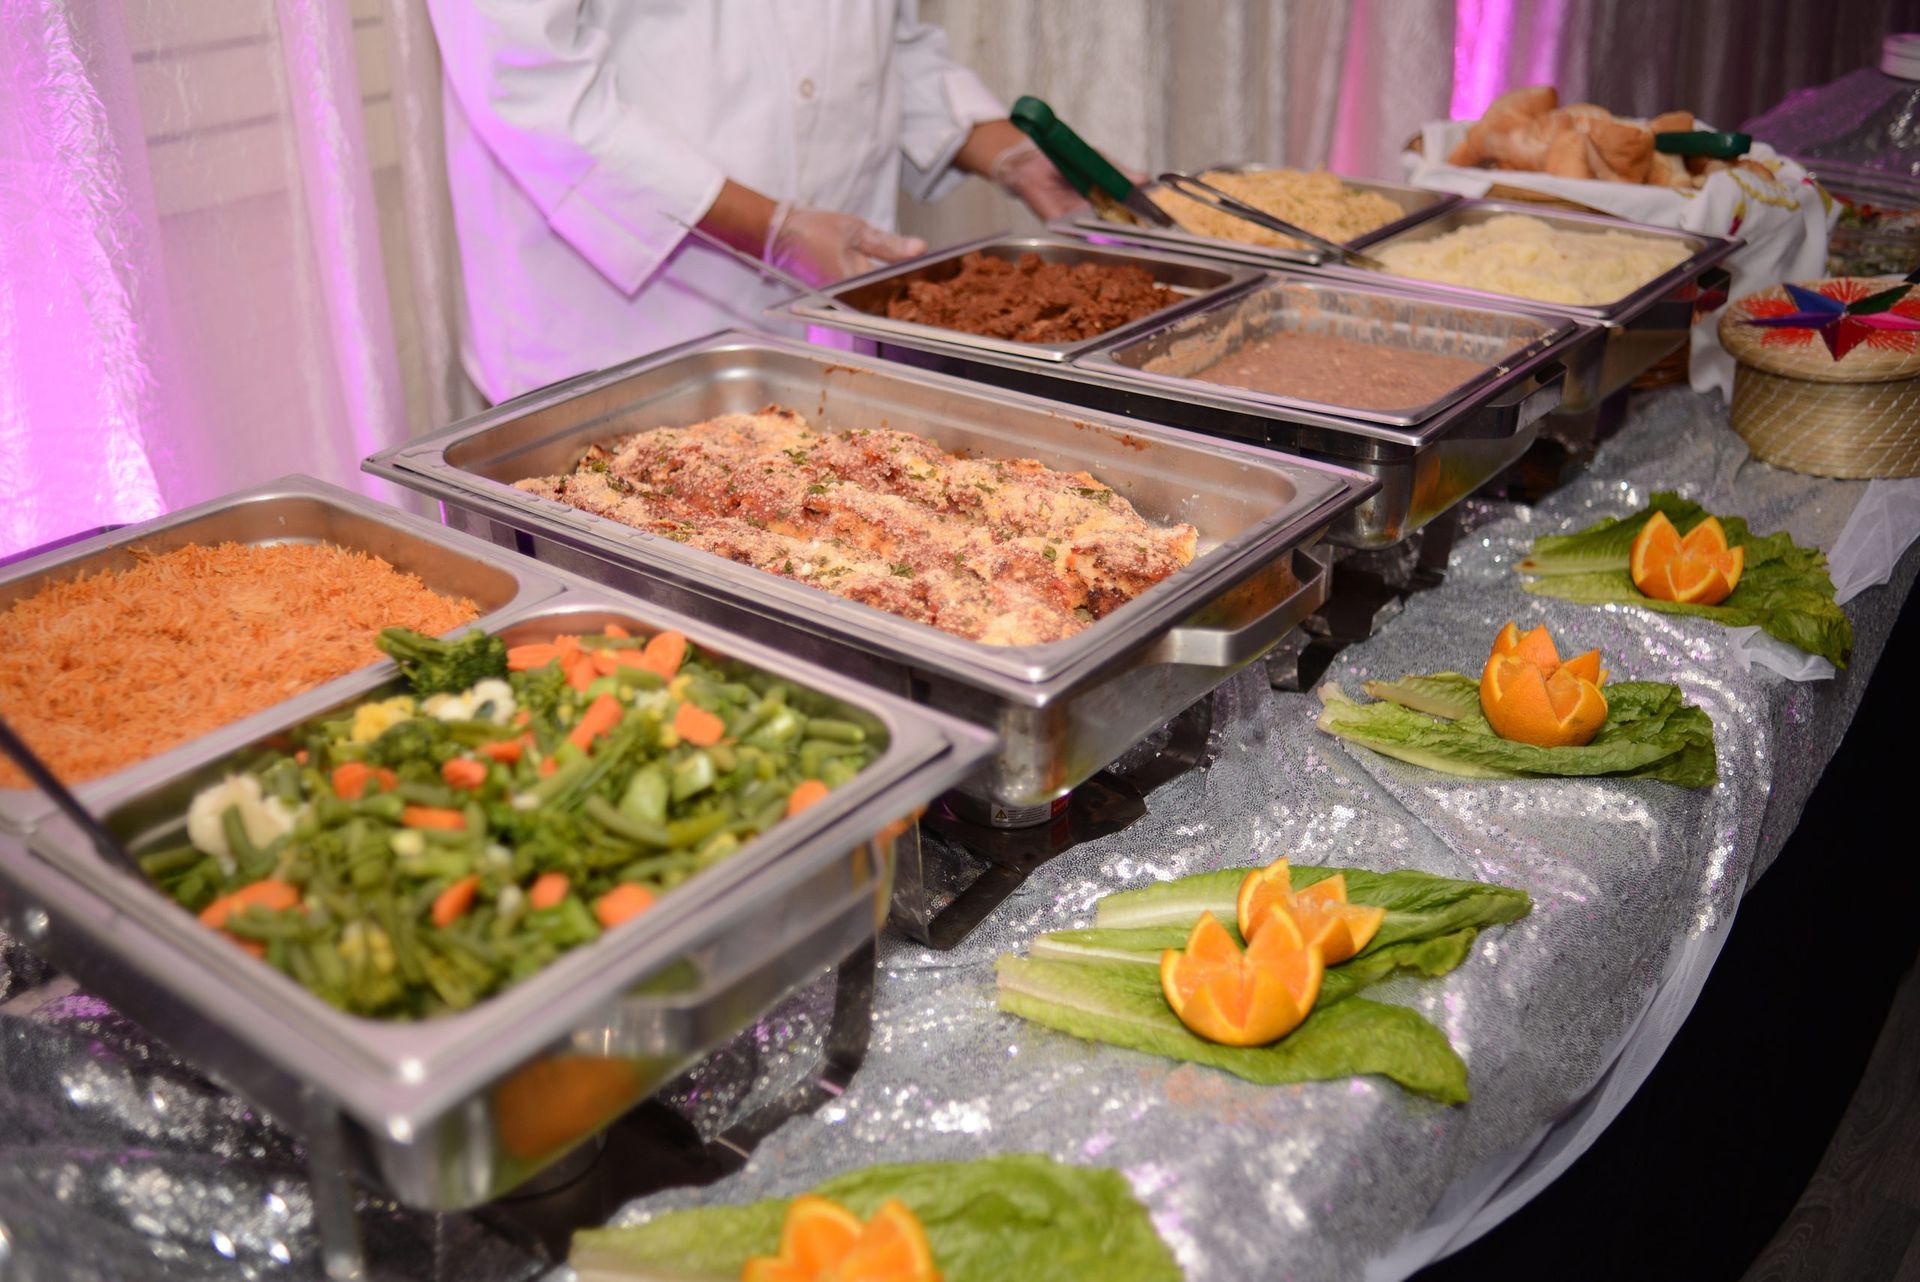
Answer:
[{"xmin": 982, "ymin": 134, "xmax": 1091, "ymax": 222}]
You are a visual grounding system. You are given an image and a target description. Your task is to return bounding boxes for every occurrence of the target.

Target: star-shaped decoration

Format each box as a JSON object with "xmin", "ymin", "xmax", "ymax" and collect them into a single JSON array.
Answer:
[{"xmin": 1743, "ymin": 278, "xmax": 1920, "ymax": 361}]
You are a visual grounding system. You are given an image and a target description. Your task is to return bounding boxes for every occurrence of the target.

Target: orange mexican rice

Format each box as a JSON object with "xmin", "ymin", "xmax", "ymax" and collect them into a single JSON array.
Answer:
[{"xmin": 0, "ymin": 542, "xmax": 478, "ymax": 786}]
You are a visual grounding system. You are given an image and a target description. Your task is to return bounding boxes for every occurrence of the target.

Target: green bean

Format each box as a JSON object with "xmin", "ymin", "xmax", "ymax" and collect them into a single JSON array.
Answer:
[
  {"xmin": 139, "ymin": 846, "xmax": 204, "ymax": 878},
  {"xmin": 398, "ymin": 849, "xmax": 472, "ymax": 881},
  {"xmin": 530, "ymin": 759, "xmax": 592, "ymax": 805},
  {"xmin": 221, "ymin": 806, "xmax": 263, "ymax": 871},
  {"xmin": 615, "ymin": 851, "xmax": 703, "ymax": 884},
  {"xmin": 397, "ymin": 781, "xmax": 456, "ymax": 809},
  {"xmin": 614, "ymin": 665, "xmax": 665, "ymax": 690},
  {"xmin": 354, "ymin": 793, "xmax": 407, "ymax": 823},
  {"xmin": 744, "ymin": 706, "xmax": 803, "ymax": 748},
  {"xmin": 695, "ymin": 832, "xmax": 740, "ymax": 864},
  {"xmin": 804, "ymin": 718, "xmax": 868, "ymax": 745},
  {"xmin": 287, "ymin": 941, "xmax": 319, "ymax": 989},
  {"xmin": 224, "ymin": 905, "xmax": 309, "ymax": 942},
  {"xmin": 310, "ymin": 938, "xmax": 348, "ymax": 992},
  {"xmin": 665, "ymin": 809, "xmax": 729, "ymax": 849},
  {"xmin": 583, "ymin": 795, "xmax": 671, "ymax": 848}
]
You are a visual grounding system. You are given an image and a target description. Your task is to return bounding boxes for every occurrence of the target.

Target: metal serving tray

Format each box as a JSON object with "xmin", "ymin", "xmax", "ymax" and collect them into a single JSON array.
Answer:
[
  {"xmin": 1057, "ymin": 276, "xmax": 1589, "ymax": 546},
  {"xmin": 788, "ymin": 272, "xmax": 1584, "ymax": 548},
  {"xmin": 783, "ymin": 232, "xmax": 1262, "ymax": 364},
  {"xmin": 7, "ymin": 585, "xmax": 995, "ymax": 1210},
  {"xmin": 1054, "ymin": 167, "xmax": 1462, "ymax": 268},
  {"xmin": 0, "ymin": 476, "xmax": 562, "ymax": 837},
  {"xmin": 1308, "ymin": 199, "xmax": 1740, "ymax": 411},
  {"xmin": 365, "ymin": 332, "xmax": 1375, "ymax": 813}
]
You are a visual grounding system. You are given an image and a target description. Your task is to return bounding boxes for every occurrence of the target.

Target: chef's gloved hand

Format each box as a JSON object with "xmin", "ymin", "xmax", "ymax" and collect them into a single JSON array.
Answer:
[
  {"xmin": 990, "ymin": 138, "xmax": 1091, "ymax": 221},
  {"xmin": 764, "ymin": 202, "xmax": 927, "ymax": 287}
]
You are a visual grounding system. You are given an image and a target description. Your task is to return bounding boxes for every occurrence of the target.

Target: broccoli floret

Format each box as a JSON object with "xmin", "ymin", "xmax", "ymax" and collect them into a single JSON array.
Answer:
[
  {"xmin": 363, "ymin": 716, "xmax": 459, "ymax": 770},
  {"xmin": 376, "ymin": 627, "xmax": 508, "ymax": 696},
  {"xmin": 511, "ymin": 661, "xmax": 572, "ymax": 726}
]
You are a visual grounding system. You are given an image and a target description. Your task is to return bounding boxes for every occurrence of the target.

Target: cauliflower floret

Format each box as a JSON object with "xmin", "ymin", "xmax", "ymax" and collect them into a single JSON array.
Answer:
[
  {"xmin": 185, "ymin": 775, "xmax": 297, "ymax": 875},
  {"xmin": 420, "ymin": 679, "xmax": 516, "ymax": 725}
]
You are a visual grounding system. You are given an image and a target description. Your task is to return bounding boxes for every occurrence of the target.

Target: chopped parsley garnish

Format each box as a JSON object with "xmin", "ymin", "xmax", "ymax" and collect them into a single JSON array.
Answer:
[
  {"xmin": 1074, "ymin": 487, "xmax": 1111, "ymax": 503},
  {"xmin": 890, "ymin": 563, "xmax": 914, "ymax": 578},
  {"xmin": 973, "ymin": 481, "xmax": 996, "ymax": 493},
  {"xmin": 807, "ymin": 483, "xmax": 829, "ymax": 495},
  {"xmin": 606, "ymin": 474, "xmax": 634, "ymax": 496},
  {"xmin": 783, "ymin": 559, "xmax": 796, "ymax": 574},
  {"xmin": 1042, "ymin": 545, "xmax": 1058, "ymax": 561}
]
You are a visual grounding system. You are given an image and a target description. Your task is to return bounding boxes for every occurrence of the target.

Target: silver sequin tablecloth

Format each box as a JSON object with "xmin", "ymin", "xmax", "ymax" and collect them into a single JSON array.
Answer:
[{"xmin": 1, "ymin": 388, "xmax": 1913, "ymax": 1281}]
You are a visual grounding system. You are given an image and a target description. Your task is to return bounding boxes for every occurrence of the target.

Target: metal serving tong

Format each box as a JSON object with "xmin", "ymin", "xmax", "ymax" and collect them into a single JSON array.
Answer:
[
  {"xmin": 1010, "ymin": 95, "xmax": 1169, "ymax": 227},
  {"xmin": 1156, "ymin": 171, "xmax": 1388, "ymax": 270},
  {"xmin": 0, "ymin": 707, "xmax": 148, "ymax": 879}
]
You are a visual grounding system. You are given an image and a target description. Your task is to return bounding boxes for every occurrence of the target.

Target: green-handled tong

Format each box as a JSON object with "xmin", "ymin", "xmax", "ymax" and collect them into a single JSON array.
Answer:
[
  {"xmin": 1011, "ymin": 95, "xmax": 1170, "ymax": 226},
  {"xmin": 1654, "ymin": 130, "xmax": 1752, "ymax": 160}
]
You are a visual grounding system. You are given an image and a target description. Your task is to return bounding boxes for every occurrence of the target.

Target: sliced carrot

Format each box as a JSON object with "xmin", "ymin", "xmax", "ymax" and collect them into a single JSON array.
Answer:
[
  {"xmin": 643, "ymin": 631, "xmax": 688, "ymax": 678},
  {"xmin": 593, "ymin": 883, "xmax": 655, "ymax": 928},
  {"xmin": 377, "ymin": 767, "xmax": 398, "ymax": 792},
  {"xmin": 786, "ymin": 779, "xmax": 831, "ymax": 817},
  {"xmin": 603, "ymin": 623, "xmax": 631, "ymax": 639},
  {"xmin": 431, "ymin": 874, "xmax": 481, "ymax": 928},
  {"xmin": 607, "ymin": 648, "xmax": 648, "ymax": 669},
  {"xmin": 294, "ymin": 749, "xmax": 309, "ymax": 765},
  {"xmin": 528, "ymin": 872, "xmax": 569, "ymax": 912},
  {"xmin": 513, "ymin": 710, "xmax": 532, "ymax": 727},
  {"xmin": 199, "ymin": 879, "xmax": 303, "ymax": 930},
  {"xmin": 590, "ymin": 649, "xmax": 620, "ymax": 676},
  {"xmin": 553, "ymin": 634, "xmax": 583, "ymax": 662},
  {"xmin": 568, "ymin": 693, "xmax": 624, "ymax": 752},
  {"xmin": 506, "ymin": 643, "xmax": 560, "ymax": 672},
  {"xmin": 538, "ymin": 757, "xmax": 558, "ymax": 778},
  {"xmin": 332, "ymin": 761, "xmax": 373, "ymax": 800},
  {"xmin": 401, "ymin": 805, "xmax": 467, "ymax": 831},
  {"xmin": 567, "ymin": 656, "xmax": 597, "ymax": 692},
  {"xmin": 673, "ymin": 702, "xmax": 726, "ymax": 747},
  {"xmin": 441, "ymin": 758, "xmax": 489, "ymax": 790},
  {"xmin": 479, "ymin": 738, "xmax": 524, "ymax": 764},
  {"xmin": 230, "ymin": 936, "xmax": 268, "ymax": 959}
]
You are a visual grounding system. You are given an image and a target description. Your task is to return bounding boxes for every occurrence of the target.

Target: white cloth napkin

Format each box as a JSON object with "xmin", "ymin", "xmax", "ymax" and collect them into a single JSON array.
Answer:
[
  {"xmin": 1403, "ymin": 122, "xmax": 1835, "ymax": 399},
  {"xmin": 1724, "ymin": 477, "xmax": 1920, "ymax": 681}
]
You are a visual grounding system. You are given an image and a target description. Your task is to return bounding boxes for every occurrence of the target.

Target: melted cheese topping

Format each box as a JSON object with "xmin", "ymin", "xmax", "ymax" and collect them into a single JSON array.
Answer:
[{"xmin": 516, "ymin": 408, "xmax": 1199, "ymax": 647}]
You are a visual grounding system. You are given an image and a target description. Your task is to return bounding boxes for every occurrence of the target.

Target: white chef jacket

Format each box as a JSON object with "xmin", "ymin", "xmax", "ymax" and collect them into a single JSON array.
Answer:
[{"xmin": 427, "ymin": 0, "xmax": 1005, "ymax": 403}]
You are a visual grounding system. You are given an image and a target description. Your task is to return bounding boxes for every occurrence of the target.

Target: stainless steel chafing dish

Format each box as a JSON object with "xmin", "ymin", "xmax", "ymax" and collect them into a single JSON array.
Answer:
[
  {"xmin": 1305, "ymin": 199, "xmax": 1740, "ymax": 418},
  {"xmin": 0, "ymin": 476, "xmax": 562, "ymax": 836},
  {"xmin": 784, "ymin": 272, "xmax": 1586, "ymax": 548},
  {"xmin": 364, "ymin": 332, "xmax": 1375, "ymax": 818},
  {"xmin": 5, "ymin": 577, "xmax": 995, "ymax": 1214},
  {"xmin": 783, "ymin": 231, "xmax": 1263, "ymax": 363},
  {"xmin": 1053, "ymin": 167, "xmax": 1462, "ymax": 268}
]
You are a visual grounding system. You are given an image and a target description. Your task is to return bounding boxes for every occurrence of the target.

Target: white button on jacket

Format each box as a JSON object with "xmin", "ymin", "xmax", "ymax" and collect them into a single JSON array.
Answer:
[{"xmin": 427, "ymin": 0, "xmax": 1005, "ymax": 403}]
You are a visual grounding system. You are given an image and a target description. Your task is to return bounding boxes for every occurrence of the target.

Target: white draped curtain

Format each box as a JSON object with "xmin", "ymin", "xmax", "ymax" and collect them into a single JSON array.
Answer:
[{"xmin": 0, "ymin": 0, "xmax": 1909, "ymax": 558}]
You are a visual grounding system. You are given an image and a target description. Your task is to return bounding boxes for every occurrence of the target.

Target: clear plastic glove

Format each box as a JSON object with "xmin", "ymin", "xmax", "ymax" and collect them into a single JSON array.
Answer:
[
  {"xmin": 989, "ymin": 138, "xmax": 1091, "ymax": 221},
  {"xmin": 764, "ymin": 202, "xmax": 927, "ymax": 287}
]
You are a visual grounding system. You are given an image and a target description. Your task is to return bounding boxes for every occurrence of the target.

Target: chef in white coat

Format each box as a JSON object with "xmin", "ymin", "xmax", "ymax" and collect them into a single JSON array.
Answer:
[{"xmin": 427, "ymin": 1, "xmax": 1083, "ymax": 403}]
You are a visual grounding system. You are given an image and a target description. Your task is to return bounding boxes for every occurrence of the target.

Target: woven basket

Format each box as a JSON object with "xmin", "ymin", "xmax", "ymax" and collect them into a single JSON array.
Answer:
[{"xmin": 1719, "ymin": 277, "xmax": 1920, "ymax": 478}]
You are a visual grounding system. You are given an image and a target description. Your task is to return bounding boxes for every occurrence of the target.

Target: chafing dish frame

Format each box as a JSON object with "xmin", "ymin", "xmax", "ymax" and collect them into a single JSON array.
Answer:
[
  {"xmin": 0, "ymin": 475, "xmax": 566, "ymax": 835},
  {"xmin": 364, "ymin": 331, "xmax": 1376, "ymax": 810},
  {"xmin": 5, "ymin": 567, "xmax": 995, "ymax": 1212}
]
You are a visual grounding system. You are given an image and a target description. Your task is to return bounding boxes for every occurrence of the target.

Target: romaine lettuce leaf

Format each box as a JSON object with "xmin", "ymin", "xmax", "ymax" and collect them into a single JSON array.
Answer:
[
  {"xmin": 997, "ymin": 955, "xmax": 1470, "ymax": 1104},
  {"xmin": 1516, "ymin": 491, "xmax": 1852, "ymax": 667},
  {"xmin": 1316, "ymin": 678, "xmax": 1717, "ymax": 788},
  {"xmin": 1092, "ymin": 863, "xmax": 1533, "ymax": 944},
  {"xmin": 570, "ymin": 1154, "xmax": 1179, "ymax": 1282},
  {"xmin": 997, "ymin": 864, "xmax": 1530, "ymax": 1104}
]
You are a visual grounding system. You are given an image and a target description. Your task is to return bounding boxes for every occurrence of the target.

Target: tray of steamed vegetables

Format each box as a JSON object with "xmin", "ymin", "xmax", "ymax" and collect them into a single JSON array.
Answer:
[{"xmin": 10, "ymin": 585, "xmax": 994, "ymax": 1207}]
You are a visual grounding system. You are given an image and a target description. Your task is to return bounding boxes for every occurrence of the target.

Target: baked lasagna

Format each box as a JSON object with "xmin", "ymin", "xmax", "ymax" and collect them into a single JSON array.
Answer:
[{"xmin": 515, "ymin": 407, "xmax": 1199, "ymax": 646}]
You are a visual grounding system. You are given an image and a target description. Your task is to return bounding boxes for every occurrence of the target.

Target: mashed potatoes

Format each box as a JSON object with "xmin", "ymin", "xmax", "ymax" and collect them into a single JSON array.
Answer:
[{"xmin": 1374, "ymin": 214, "xmax": 1692, "ymax": 306}]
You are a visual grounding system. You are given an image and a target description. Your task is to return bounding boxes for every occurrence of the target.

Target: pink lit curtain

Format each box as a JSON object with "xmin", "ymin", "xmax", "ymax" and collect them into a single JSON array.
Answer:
[{"xmin": 0, "ymin": 0, "xmax": 468, "ymax": 559}]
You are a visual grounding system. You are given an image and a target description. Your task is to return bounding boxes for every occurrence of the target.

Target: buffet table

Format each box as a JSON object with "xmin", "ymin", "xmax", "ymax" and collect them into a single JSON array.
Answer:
[{"xmin": 0, "ymin": 383, "xmax": 1913, "ymax": 1282}]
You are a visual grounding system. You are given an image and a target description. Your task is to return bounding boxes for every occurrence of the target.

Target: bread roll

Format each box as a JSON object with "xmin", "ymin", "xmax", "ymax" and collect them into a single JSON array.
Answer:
[
  {"xmin": 1585, "ymin": 119, "xmax": 1654, "ymax": 183},
  {"xmin": 1543, "ymin": 128, "xmax": 1594, "ymax": 178},
  {"xmin": 1647, "ymin": 151, "xmax": 1692, "ymax": 188},
  {"xmin": 1648, "ymin": 110, "xmax": 1695, "ymax": 135}
]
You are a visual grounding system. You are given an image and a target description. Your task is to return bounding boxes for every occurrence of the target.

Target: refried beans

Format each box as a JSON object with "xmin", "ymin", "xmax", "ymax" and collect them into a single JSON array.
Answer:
[{"xmin": 1186, "ymin": 331, "xmax": 1490, "ymax": 411}]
